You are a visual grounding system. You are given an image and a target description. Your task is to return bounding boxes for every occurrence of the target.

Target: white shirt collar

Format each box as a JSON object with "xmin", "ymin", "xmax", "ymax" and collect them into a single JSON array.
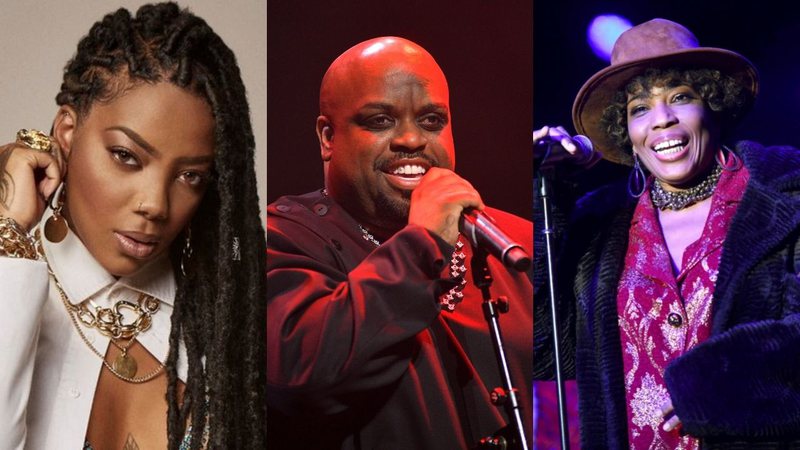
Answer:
[{"xmin": 38, "ymin": 209, "xmax": 176, "ymax": 306}]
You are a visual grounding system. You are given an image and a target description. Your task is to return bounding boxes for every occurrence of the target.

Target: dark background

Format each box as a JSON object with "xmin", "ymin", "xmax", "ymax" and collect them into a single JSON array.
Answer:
[
  {"xmin": 535, "ymin": 0, "xmax": 800, "ymax": 153},
  {"xmin": 267, "ymin": 0, "xmax": 533, "ymax": 219}
]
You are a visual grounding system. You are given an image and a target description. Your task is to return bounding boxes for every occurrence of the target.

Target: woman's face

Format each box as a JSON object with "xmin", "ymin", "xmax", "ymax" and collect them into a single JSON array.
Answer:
[
  {"xmin": 56, "ymin": 81, "xmax": 216, "ymax": 277},
  {"xmin": 626, "ymin": 83, "xmax": 720, "ymax": 190}
]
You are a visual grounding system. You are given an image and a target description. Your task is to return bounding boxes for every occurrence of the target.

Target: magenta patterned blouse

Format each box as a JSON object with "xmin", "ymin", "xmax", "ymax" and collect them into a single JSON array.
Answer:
[{"xmin": 616, "ymin": 165, "xmax": 749, "ymax": 449}]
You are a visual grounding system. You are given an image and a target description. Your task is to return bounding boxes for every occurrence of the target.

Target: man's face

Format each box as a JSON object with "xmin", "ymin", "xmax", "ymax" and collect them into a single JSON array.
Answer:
[{"xmin": 324, "ymin": 65, "xmax": 454, "ymax": 234}]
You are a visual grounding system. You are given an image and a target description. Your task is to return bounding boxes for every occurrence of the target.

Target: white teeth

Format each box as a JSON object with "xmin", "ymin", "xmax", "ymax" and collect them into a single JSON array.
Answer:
[
  {"xmin": 653, "ymin": 139, "xmax": 685, "ymax": 153},
  {"xmin": 392, "ymin": 164, "xmax": 426, "ymax": 176}
]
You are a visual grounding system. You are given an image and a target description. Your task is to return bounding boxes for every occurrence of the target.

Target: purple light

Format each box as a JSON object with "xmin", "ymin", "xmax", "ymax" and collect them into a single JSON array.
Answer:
[{"xmin": 587, "ymin": 15, "xmax": 633, "ymax": 62}]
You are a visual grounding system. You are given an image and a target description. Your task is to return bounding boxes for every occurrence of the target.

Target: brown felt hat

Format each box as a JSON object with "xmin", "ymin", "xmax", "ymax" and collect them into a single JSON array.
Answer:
[{"xmin": 572, "ymin": 18, "xmax": 758, "ymax": 166}]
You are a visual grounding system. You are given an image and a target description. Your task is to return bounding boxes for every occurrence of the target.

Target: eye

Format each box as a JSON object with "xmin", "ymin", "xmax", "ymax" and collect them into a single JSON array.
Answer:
[
  {"xmin": 672, "ymin": 92, "xmax": 691, "ymax": 103},
  {"xmin": 363, "ymin": 115, "xmax": 394, "ymax": 130},
  {"xmin": 418, "ymin": 113, "xmax": 447, "ymax": 131},
  {"xmin": 110, "ymin": 147, "xmax": 140, "ymax": 166},
  {"xmin": 178, "ymin": 170, "xmax": 211, "ymax": 188},
  {"xmin": 628, "ymin": 104, "xmax": 648, "ymax": 118}
]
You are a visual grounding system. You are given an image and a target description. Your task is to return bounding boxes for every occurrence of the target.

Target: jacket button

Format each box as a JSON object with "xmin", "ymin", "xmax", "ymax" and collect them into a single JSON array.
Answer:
[
  {"xmin": 667, "ymin": 312, "xmax": 683, "ymax": 327},
  {"xmin": 314, "ymin": 204, "xmax": 328, "ymax": 216}
]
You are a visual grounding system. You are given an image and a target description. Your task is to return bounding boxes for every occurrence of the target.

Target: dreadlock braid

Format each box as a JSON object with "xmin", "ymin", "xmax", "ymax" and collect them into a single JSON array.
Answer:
[{"xmin": 56, "ymin": 3, "xmax": 266, "ymax": 448}]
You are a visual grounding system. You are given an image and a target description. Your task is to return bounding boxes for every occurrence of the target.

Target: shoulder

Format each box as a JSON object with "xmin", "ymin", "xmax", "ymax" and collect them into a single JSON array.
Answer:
[
  {"xmin": 483, "ymin": 206, "xmax": 531, "ymax": 229},
  {"xmin": 267, "ymin": 190, "xmax": 346, "ymax": 235},
  {"xmin": 572, "ymin": 178, "xmax": 634, "ymax": 224},
  {"xmin": 737, "ymin": 141, "xmax": 800, "ymax": 189},
  {"xmin": 483, "ymin": 206, "xmax": 532, "ymax": 249},
  {"xmin": 267, "ymin": 190, "xmax": 326, "ymax": 219},
  {"xmin": 266, "ymin": 190, "xmax": 344, "ymax": 253}
]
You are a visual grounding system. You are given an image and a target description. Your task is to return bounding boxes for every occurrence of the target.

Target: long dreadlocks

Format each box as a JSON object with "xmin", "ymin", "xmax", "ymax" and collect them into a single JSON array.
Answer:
[{"xmin": 55, "ymin": 3, "xmax": 266, "ymax": 448}]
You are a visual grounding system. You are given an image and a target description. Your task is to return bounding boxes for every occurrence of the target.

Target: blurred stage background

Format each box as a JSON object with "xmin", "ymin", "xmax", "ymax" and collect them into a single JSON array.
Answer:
[
  {"xmin": 267, "ymin": 0, "xmax": 533, "ymax": 219},
  {"xmin": 535, "ymin": 0, "xmax": 800, "ymax": 151}
]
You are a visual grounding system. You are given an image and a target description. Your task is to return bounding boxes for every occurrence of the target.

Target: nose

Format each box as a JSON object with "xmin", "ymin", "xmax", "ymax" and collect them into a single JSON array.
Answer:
[
  {"xmin": 390, "ymin": 119, "xmax": 427, "ymax": 153},
  {"xmin": 136, "ymin": 178, "xmax": 169, "ymax": 221},
  {"xmin": 651, "ymin": 102, "xmax": 678, "ymax": 130}
]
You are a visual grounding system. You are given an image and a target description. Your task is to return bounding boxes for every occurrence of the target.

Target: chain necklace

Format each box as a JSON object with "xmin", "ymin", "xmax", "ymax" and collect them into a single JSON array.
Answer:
[
  {"xmin": 650, "ymin": 164, "xmax": 722, "ymax": 210},
  {"xmin": 358, "ymin": 224, "xmax": 468, "ymax": 311},
  {"xmin": 36, "ymin": 232, "xmax": 165, "ymax": 383},
  {"xmin": 357, "ymin": 224, "xmax": 381, "ymax": 246},
  {"xmin": 51, "ymin": 271, "xmax": 166, "ymax": 383},
  {"xmin": 320, "ymin": 188, "xmax": 469, "ymax": 311}
]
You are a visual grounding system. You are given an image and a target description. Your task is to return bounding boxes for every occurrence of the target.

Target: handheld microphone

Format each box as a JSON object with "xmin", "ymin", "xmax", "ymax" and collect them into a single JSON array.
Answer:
[
  {"xmin": 459, "ymin": 210, "xmax": 531, "ymax": 272},
  {"xmin": 535, "ymin": 134, "xmax": 594, "ymax": 166}
]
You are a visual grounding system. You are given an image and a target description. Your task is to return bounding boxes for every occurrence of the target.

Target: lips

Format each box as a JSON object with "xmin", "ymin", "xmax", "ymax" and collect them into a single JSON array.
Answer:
[
  {"xmin": 380, "ymin": 158, "xmax": 433, "ymax": 190},
  {"xmin": 650, "ymin": 136, "xmax": 688, "ymax": 162},
  {"xmin": 114, "ymin": 231, "xmax": 159, "ymax": 259}
]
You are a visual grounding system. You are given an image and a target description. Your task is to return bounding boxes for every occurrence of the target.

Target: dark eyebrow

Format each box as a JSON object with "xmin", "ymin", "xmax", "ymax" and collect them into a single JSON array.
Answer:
[
  {"xmin": 358, "ymin": 102, "xmax": 394, "ymax": 112},
  {"xmin": 357, "ymin": 102, "xmax": 450, "ymax": 114},
  {"xmin": 106, "ymin": 126, "xmax": 159, "ymax": 156},
  {"xmin": 626, "ymin": 92, "xmax": 651, "ymax": 105},
  {"xmin": 106, "ymin": 126, "xmax": 215, "ymax": 165},
  {"xmin": 419, "ymin": 103, "xmax": 449, "ymax": 115}
]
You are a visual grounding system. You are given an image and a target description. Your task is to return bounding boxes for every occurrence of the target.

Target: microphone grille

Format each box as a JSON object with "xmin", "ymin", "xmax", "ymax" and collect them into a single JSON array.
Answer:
[{"xmin": 572, "ymin": 134, "xmax": 593, "ymax": 153}]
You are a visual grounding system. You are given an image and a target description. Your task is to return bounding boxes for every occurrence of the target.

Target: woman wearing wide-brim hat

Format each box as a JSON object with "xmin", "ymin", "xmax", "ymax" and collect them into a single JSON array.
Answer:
[{"xmin": 534, "ymin": 18, "xmax": 800, "ymax": 449}]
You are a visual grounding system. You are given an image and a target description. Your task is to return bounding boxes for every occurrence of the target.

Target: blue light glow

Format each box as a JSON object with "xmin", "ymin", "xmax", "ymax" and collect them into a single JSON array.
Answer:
[{"xmin": 587, "ymin": 15, "xmax": 633, "ymax": 62}]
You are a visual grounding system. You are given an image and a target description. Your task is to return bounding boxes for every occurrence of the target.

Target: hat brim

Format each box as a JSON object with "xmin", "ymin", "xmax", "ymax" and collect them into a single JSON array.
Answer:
[{"xmin": 572, "ymin": 47, "xmax": 758, "ymax": 166}]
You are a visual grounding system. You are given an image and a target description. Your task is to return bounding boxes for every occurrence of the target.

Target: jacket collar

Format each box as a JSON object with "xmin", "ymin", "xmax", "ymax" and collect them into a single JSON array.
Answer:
[{"xmin": 39, "ymin": 209, "xmax": 176, "ymax": 306}]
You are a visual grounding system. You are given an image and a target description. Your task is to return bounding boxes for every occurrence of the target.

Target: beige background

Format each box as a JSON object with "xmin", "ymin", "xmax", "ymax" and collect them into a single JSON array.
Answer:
[{"xmin": 0, "ymin": 0, "xmax": 266, "ymax": 222}]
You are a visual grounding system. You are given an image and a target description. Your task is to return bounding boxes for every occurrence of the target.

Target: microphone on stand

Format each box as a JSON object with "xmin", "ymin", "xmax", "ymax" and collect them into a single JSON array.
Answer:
[
  {"xmin": 459, "ymin": 209, "xmax": 530, "ymax": 272},
  {"xmin": 535, "ymin": 134, "xmax": 594, "ymax": 168}
]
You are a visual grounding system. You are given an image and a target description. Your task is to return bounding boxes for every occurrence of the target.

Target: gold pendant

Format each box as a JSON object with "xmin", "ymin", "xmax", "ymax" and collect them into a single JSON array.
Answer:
[
  {"xmin": 113, "ymin": 353, "xmax": 138, "ymax": 378},
  {"xmin": 44, "ymin": 214, "xmax": 68, "ymax": 243}
]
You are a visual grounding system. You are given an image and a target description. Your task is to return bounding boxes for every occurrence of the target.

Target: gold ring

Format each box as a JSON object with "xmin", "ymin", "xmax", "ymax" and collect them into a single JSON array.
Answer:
[{"xmin": 16, "ymin": 129, "xmax": 53, "ymax": 153}]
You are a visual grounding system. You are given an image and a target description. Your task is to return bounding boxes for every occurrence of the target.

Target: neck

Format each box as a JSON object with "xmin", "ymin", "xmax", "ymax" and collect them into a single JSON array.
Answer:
[
  {"xmin": 651, "ymin": 164, "xmax": 722, "ymax": 211},
  {"xmin": 659, "ymin": 164, "xmax": 716, "ymax": 192},
  {"xmin": 358, "ymin": 220, "xmax": 402, "ymax": 243}
]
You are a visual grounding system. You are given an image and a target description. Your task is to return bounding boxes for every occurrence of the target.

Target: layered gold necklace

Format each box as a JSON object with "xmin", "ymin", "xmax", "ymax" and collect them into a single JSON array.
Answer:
[{"xmin": 37, "ymin": 233, "xmax": 165, "ymax": 383}]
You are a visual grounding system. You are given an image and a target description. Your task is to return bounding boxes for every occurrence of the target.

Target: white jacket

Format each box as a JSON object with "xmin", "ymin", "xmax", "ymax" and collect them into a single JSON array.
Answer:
[{"xmin": 0, "ymin": 212, "xmax": 187, "ymax": 449}]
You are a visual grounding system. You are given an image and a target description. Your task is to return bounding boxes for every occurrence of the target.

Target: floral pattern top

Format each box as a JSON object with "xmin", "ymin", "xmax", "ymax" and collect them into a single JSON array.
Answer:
[{"xmin": 616, "ymin": 165, "xmax": 748, "ymax": 449}]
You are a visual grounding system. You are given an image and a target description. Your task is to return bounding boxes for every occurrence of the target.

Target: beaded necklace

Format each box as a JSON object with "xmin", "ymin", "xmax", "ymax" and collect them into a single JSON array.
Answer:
[{"xmin": 650, "ymin": 165, "xmax": 722, "ymax": 210}]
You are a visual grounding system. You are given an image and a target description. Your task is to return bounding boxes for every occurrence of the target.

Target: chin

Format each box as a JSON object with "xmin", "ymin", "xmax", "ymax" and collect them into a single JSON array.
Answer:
[
  {"xmin": 98, "ymin": 254, "xmax": 152, "ymax": 278},
  {"xmin": 375, "ymin": 191, "xmax": 411, "ymax": 225}
]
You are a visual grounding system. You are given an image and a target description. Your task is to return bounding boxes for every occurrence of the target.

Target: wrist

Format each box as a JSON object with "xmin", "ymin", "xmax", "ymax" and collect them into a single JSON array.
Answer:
[{"xmin": 0, "ymin": 216, "xmax": 38, "ymax": 260}]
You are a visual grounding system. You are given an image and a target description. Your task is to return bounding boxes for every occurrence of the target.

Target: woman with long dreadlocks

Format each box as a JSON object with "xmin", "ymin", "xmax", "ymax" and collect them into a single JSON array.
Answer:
[{"xmin": 0, "ymin": 3, "xmax": 265, "ymax": 449}]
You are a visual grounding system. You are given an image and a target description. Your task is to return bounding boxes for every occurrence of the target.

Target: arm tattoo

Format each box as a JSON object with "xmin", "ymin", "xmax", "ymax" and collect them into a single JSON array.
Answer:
[
  {"xmin": 122, "ymin": 433, "xmax": 139, "ymax": 450},
  {"xmin": 0, "ymin": 147, "xmax": 14, "ymax": 208}
]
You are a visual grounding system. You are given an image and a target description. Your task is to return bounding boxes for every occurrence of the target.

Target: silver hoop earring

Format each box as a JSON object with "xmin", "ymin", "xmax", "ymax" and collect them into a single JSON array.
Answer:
[
  {"xmin": 180, "ymin": 227, "xmax": 193, "ymax": 277},
  {"xmin": 628, "ymin": 153, "xmax": 647, "ymax": 198}
]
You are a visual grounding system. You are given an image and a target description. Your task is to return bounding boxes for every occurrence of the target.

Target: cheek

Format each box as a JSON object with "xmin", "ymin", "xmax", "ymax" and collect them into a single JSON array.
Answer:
[
  {"xmin": 627, "ymin": 120, "xmax": 646, "ymax": 149},
  {"xmin": 171, "ymin": 191, "xmax": 204, "ymax": 225},
  {"xmin": 337, "ymin": 133, "xmax": 381, "ymax": 168},
  {"xmin": 67, "ymin": 154, "xmax": 120, "ymax": 214},
  {"xmin": 436, "ymin": 130, "xmax": 455, "ymax": 167}
]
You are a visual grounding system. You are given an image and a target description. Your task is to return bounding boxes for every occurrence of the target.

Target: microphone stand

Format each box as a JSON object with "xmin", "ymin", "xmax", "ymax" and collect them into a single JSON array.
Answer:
[
  {"xmin": 537, "ymin": 144, "xmax": 571, "ymax": 450},
  {"xmin": 472, "ymin": 247, "xmax": 529, "ymax": 450}
]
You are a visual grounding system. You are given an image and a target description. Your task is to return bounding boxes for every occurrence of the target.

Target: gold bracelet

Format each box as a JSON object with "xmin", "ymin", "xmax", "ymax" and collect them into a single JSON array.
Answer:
[{"xmin": 0, "ymin": 216, "xmax": 37, "ymax": 260}]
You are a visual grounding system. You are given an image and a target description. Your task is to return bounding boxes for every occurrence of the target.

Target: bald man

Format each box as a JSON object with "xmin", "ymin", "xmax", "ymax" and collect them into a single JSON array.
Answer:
[{"xmin": 266, "ymin": 37, "xmax": 533, "ymax": 450}]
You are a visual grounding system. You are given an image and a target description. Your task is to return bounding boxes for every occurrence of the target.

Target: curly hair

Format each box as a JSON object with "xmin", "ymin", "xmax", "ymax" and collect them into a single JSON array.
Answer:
[
  {"xmin": 56, "ymin": 3, "xmax": 266, "ymax": 448},
  {"xmin": 600, "ymin": 67, "xmax": 752, "ymax": 154}
]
